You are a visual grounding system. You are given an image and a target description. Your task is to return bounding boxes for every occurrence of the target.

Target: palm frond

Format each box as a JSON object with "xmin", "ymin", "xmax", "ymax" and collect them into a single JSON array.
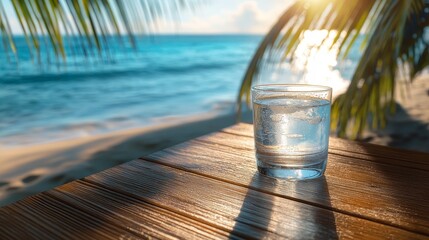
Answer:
[
  {"xmin": 238, "ymin": 0, "xmax": 429, "ymax": 139},
  {"xmin": 0, "ymin": 0, "xmax": 196, "ymax": 61}
]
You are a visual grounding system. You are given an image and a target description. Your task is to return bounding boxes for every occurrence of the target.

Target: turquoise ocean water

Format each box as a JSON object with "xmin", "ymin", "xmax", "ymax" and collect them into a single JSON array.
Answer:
[{"xmin": 0, "ymin": 35, "xmax": 359, "ymax": 146}]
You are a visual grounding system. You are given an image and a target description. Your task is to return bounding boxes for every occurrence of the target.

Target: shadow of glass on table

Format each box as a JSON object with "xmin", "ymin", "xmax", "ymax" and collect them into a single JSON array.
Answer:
[{"xmin": 229, "ymin": 173, "xmax": 338, "ymax": 239}]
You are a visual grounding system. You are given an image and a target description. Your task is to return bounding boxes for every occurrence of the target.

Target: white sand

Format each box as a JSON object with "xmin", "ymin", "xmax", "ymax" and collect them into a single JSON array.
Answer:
[{"xmin": 0, "ymin": 111, "xmax": 242, "ymax": 207}]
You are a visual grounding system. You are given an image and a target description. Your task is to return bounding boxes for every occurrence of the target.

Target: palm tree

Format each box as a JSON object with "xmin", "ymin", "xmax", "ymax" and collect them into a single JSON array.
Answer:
[{"xmin": 238, "ymin": 0, "xmax": 429, "ymax": 139}]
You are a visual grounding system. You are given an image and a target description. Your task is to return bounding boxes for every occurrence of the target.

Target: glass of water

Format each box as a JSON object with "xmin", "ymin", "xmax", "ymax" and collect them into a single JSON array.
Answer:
[{"xmin": 251, "ymin": 84, "xmax": 332, "ymax": 180}]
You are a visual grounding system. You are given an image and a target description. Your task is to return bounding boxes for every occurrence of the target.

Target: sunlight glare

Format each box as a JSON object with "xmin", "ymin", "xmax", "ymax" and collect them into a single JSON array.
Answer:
[
  {"xmin": 262, "ymin": 29, "xmax": 350, "ymax": 99},
  {"xmin": 292, "ymin": 30, "xmax": 349, "ymax": 98}
]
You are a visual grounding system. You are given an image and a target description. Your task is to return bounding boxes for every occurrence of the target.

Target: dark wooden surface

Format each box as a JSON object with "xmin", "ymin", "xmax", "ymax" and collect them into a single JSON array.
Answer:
[{"xmin": 1, "ymin": 123, "xmax": 428, "ymax": 239}]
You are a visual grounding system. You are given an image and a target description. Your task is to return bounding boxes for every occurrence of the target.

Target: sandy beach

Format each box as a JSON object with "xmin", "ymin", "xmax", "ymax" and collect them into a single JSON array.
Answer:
[
  {"xmin": 360, "ymin": 74, "xmax": 429, "ymax": 152},
  {"xmin": 0, "ymin": 111, "xmax": 244, "ymax": 207}
]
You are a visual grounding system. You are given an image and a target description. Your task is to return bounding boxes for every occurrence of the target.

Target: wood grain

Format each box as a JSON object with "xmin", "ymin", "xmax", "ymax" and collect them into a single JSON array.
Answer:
[
  {"xmin": 144, "ymin": 129, "xmax": 429, "ymax": 235},
  {"xmin": 1, "ymin": 123, "xmax": 429, "ymax": 239},
  {"xmin": 0, "ymin": 193, "xmax": 136, "ymax": 240},
  {"xmin": 85, "ymin": 160, "xmax": 425, "ymax": 239},
  {"xmin": 2, "ymin": 159, "xmax": 421, "ymax": 239},
  {"xmin": 223, "ymin": 123, "xmax": 429, "ymax": 168},
  {"xmin": 0, "ymin": 178, "xmax": 234, "ymax": 240}
]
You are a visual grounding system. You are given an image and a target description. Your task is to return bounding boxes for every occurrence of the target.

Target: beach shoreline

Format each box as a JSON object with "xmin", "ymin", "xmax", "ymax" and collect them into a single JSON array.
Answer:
[{"xmin": 0, "ymin": 110, "xmax": 246, "ymax": 207}]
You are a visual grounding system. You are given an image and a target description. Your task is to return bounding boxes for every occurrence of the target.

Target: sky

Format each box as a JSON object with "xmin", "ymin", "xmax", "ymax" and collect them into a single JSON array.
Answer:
[
  {"xmin": 160, "ymin": 0, "xmax": 293, "ymax": 34},
  {"xmin": 4, "ymin": 0, "xmax": 293, "ymax": 35}
]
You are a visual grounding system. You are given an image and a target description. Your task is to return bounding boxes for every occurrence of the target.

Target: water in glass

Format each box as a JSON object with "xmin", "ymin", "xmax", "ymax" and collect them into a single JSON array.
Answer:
[{"xmin": 253, "ymin": 96, "xmax": 330, "ymax": 180}]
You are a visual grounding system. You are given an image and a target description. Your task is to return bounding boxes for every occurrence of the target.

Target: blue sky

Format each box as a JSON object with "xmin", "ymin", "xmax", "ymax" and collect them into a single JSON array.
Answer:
[{"xmin": 5, "ymin": 0, "xmax": 293, "ymax": 34}]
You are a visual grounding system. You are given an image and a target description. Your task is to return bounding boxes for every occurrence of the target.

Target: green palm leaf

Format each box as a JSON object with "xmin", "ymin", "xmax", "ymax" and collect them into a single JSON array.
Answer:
[
  {"xmin": 238, "ymin": 0, "xmax": 429, "ymax": 139},
  {"xmin": 0, "ymin": 0, "xmax": 195, "ymax": 61}
]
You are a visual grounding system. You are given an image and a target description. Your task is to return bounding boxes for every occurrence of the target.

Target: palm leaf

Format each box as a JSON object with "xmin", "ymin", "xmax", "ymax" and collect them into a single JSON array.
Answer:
[
  {"xmin": 238, "ymin": 0, "xmax": 429, "ymax": 139},
  {"xmin": 0, "ymin": 0, "xmax": 196, "ymax": 61}
]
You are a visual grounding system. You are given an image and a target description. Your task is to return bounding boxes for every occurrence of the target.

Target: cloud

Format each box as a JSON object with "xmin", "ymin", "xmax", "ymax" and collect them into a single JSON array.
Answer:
[
  {"xmin": 228, "ymin": 1, "xmax": 265, "ymax": 33},
  {"xmin": 161, "ymin": 0, "xmax": 288, "ymax": 34}
]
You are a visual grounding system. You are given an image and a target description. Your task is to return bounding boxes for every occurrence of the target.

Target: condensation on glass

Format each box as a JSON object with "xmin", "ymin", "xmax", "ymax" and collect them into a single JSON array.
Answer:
[{"xmin": 252, "ymin": 84, "xmax": 332, "ymax": 180}]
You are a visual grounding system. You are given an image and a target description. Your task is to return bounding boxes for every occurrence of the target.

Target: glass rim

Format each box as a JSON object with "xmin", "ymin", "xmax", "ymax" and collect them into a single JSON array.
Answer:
[{"xmin": 251, "ymin": 84, "xmax": 332, "ymax": 93}]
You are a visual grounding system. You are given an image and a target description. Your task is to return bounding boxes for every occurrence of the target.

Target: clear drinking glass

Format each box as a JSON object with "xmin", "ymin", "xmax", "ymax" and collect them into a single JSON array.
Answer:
[{"xmin": 251, "ymin": 84, "xmax": 332, "ymax": 180}]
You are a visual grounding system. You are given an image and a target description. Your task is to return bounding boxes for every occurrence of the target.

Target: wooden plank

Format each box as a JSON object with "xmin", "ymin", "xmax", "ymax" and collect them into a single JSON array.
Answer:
[
  {"xmin": 0, "ymin": 179, "xmax": 233, "ymax": 239},
  {"xmin": 221, "ymin": 123, "xmax": 429, "ymax": 171},
  {"xmin": 143, "ymin": 131, "xmax": 429, "ymax": 235},
  {"xmin": 0, "ymin": 193, "xmax": 138, "ymax": 239},
  {"xmin": 82, "ymin": 159, "xmax": 425, "ymax": 239},
  {"xmin": 50, "ymin": 180, "xmax": 234, "ymax": 239},
  {"xmin": 222, "ymin": 123, "xmax": 429, "ymax": 166}
]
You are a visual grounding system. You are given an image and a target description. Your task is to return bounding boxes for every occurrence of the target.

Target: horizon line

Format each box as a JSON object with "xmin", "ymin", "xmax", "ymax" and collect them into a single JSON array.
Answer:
[{"xmin": 6, "ymin": 33, "xmax": 266, "ymax": 37}]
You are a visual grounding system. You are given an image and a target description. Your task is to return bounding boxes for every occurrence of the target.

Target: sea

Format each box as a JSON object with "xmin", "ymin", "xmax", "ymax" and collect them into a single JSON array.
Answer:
[{"xmin": 0, "ymin": 34, "xmax": 360, "ymax": 146}]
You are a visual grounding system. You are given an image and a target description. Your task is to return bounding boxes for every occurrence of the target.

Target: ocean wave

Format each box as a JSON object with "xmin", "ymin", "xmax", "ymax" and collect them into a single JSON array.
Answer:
[
  {"xmin": 0, "ymin": 61, "xmax": 237, "ymax": 84},
  {"xmin": 0, "ymin": 104, "xmax": 235, "ymax": 147},
  {"xmin": 209, "ymin": 100, "xmax": 235, "ymax": 111}
]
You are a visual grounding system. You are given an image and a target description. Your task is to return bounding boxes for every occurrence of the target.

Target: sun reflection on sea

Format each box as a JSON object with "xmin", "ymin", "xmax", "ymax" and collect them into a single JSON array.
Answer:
[{"xmin": 262, "ymin": 30, "xmax": 352, "ymax": 99}]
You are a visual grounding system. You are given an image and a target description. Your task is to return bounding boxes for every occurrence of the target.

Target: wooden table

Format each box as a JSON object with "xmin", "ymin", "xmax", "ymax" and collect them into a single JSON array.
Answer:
[{"xmin": 1, "ymin": 123, "xmax": 429, "ymax": 239}]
